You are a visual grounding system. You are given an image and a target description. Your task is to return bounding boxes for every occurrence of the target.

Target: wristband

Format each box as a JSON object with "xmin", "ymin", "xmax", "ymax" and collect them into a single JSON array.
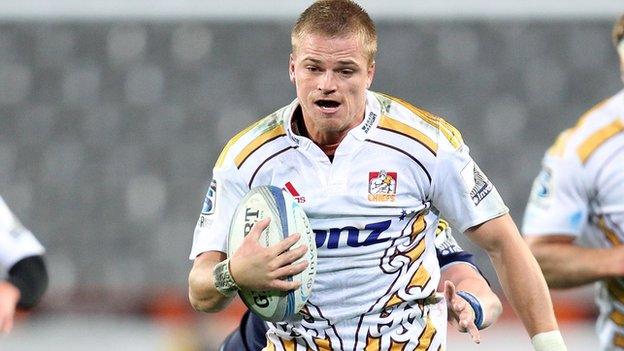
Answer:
[
  {"xmin": 213, "ymin": 258, "xmax": 239, "ymax": 297},
  {"xmin": 531, "ymin": 330, "xmax": 567, "ymax": 351},
  {"xmin": 456, "ymin": 290, "xmax": 484, "ymax": 329}
]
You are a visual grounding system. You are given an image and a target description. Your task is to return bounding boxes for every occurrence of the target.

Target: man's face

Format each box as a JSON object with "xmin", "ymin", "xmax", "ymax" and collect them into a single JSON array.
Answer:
[{"xmin": 289, "ymin": 33, "xmax": 375, "ymax": 138}]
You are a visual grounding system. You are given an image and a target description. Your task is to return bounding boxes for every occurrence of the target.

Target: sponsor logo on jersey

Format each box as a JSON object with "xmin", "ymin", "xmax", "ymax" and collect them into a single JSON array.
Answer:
[
  {"xmin": 460, "ymin": 162, "xmax": 492, "ymax": 206},
  {"xmin": 368, "ymin": 170, "xmax": 397, "ymax": 202},
  {"xmin": 361, "ymin": 111, "xmax": 377, "ymax": 133},
  {"xmin": 314, "ymin": 220, "xmax": 392, "ymax": 248},
  {"xmin": 283, "ymin": 181, "xmax": 305, "ymax": 203}
]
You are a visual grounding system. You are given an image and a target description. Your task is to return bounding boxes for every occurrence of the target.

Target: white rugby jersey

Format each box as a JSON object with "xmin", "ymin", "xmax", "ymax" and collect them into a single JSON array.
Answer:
[
  {"xmin": 191, "ymin": 90, "xmax": 508, "ymax": 350},
  {"xmin": 523, "ymin": 90, "xmax": 624, "ymax": 351},
  {"xmin": 0, "ymin": 196, "xmax": 45, "ymax": 275}
]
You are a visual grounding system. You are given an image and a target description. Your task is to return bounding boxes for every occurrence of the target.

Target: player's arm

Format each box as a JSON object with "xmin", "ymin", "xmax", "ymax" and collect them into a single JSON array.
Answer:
[
  {"xmin": 434, "ymin": 223, "xmax": 502, "ymax": 342},
  {"xmin": 525, "ymin": 235, "xmax": 624, "ymax": 288},
  {"xmin": 0, "ymin": 254, "xmax": 49, "ymax": 332},
  {"xmin": 467, "ymin": 214, "xmax": 564, "ymax": 346},
  {"xmin": 188, "ymin": 250, "xmax": 231, "ymax": 313},
  {"xmin": 188, "ymin": 218, "xmax": 307, "ymax": 313},
  {"xmin": 522, "ymin": 151, "xmax": 612, "ymax": 288},
  {"xmin": 6, "ymin": 255, "xmax": 48, "ymax": 309}
]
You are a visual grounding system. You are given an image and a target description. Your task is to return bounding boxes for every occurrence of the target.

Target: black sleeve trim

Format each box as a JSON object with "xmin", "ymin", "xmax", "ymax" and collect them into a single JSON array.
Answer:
[
  {"xmin": 7, "ymin": 255, "xmax": 48, "ymax": 309},
  {"xmin": 437, "ymin": 251, "xmax": 491, "ymax": 286}
]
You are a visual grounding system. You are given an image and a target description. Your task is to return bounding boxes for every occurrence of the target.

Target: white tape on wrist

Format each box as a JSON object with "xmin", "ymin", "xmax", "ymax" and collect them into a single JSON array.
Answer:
[{"xmin": 531, "ymin": 330, "xmax": 567, "ymax": 351}]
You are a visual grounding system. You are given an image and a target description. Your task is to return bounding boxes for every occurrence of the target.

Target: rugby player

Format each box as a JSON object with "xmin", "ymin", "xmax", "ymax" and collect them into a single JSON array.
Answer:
[
  {"xmin": 523, "ymin": 14, "xmax": 624, "ymax": 351},
  {"xmin": 189, "ymin": 1, "xmax": 566, "ymax": 349}
]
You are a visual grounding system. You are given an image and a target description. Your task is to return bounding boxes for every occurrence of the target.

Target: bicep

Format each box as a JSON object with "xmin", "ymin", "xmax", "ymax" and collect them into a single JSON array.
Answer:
[{"xmin": 465, "ymin": 213, "xmax": 520, "ymax": 253}]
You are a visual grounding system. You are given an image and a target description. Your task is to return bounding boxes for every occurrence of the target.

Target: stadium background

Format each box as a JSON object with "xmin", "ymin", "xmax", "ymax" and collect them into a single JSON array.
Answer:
[{"xmin": 1, "ymin": 1, "xmax": 622, "ymax": 350}]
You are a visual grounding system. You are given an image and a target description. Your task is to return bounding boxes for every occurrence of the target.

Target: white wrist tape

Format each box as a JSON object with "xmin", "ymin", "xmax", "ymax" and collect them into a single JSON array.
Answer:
[{"xmin": 531, "ymin": 330, "xmax": 567, "ymax": 351}]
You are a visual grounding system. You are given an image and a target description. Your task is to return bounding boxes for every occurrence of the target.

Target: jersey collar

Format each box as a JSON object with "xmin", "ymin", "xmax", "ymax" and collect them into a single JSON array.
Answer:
[{"xmin": 283, "ymin": 90, "xmax": 383, "ymax": 146}]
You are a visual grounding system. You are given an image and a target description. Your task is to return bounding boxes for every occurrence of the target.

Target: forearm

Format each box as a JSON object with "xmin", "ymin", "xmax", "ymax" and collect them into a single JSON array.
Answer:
[
  {"xmin": 188, "ymin": 251, "xmax": 233, "ymax": 313},
  {"xmin": 528, "ymin": 241, "xmax": 618, "ymax": 288},
  {"xmin": 470, "ymin": 215, "xmax": 558, "ymax": 337},
  {"xmin": 490, "ymin": 236, "xmax": 557, "ymax": 336}
]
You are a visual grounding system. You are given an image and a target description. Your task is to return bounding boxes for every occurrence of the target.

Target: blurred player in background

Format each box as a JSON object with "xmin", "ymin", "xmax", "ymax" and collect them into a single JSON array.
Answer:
[
  {"xmin": 0, "ymin": 195, "xmax": 48, "ymax": 333},
  {"xmin": 523, "ymin": 14, "xmax": 624, "ymax": 351},
  {"xmin": 220, "ymin": 220, "xmax": 503, "ymax": 350},
  {"xmin": 188, "ymin": 1, "xmax": 566, "ymax": 350}
]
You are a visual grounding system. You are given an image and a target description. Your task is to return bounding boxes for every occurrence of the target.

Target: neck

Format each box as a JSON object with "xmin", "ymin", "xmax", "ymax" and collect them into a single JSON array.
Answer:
[{"xmin": 292, "ymin": 107, "xmax": 361, "ymax": 157}]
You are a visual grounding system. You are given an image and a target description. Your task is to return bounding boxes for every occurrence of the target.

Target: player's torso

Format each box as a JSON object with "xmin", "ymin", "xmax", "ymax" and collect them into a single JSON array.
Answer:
[
  {"xmin": 235, "ymin": 93, "xmax": 445, "ymax": 349},
  {"xmin": 252, "ymin": 147, "xmax": 443, "ymax": 350}
]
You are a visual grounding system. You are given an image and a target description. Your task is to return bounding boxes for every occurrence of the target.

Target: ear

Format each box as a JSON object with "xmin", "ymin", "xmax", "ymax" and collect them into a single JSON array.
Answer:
[
  {"xmin": 366, "ymin": 61, "xmax": 376, "ymax": 89},
  {"xmin": 289, "ymin": 53, "xmax": 296, "ymax": 84}
]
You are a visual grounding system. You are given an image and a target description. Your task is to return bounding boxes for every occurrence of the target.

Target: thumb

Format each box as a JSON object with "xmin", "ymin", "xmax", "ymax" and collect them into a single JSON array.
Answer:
[{"xmin": 444, "ymin": 280, "xmax": 456, "ymax": 303}]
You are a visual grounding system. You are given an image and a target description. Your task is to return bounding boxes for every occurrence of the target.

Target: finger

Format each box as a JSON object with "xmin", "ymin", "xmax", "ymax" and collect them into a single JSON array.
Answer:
[
  {"xmin": 248, "ymin": 217, "xmax": 271, "ymax": 241},
  {"xmin": 453, "ymin": 299, "xmax": 466, "ymax": 314},
  {"xmin": 0, "ymin": 316, "xmax": 12, "ymax": 334},
  {"xmin": 464, "ymin": 319, "xmax": 480, "ymax": 344},
  {"xmin": 270, "ymin": 279, "xmax": 302, "ymax": 292},
  {"xmin": 270, "ymin": 233, "xmax": 301, "ymax": 255},
  {"xmin": 270, "ymin": 260, "xmax": 308, "ymax": 279},
  {"xmin": 444, "ymin": 280, "xmax": 455, "ymax": 303},
  {"xmin": 273, "ymin": 244, "xmax": 308, "ymax": 267}
]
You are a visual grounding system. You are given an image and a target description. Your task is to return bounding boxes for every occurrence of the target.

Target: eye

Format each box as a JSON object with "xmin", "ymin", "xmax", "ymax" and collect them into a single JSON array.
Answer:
[
  {"xmin": 339, "ymin": 69, "xmax": 355, "ymax": 76},
  {"xmin": 306, "ymin": 66, "xmax": 320, "ymax": 72}
]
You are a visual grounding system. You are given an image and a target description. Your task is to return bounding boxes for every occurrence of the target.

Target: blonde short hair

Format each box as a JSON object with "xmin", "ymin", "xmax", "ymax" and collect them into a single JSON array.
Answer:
[{"xmin": 291, "ymin": 0, "xmax": 377, "ymax": 65}]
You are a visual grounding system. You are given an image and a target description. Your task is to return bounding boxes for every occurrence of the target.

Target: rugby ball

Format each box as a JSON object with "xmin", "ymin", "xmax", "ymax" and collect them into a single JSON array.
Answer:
[{"xmin": 228, "ymin": 185, "xmax": 316, "ymax": 322}]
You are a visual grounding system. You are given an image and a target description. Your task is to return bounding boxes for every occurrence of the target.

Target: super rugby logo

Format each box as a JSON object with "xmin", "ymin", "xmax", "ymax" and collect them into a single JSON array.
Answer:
[
  {"xmin": 199, "ymin": 179, "xmax": 217, "ymax": 227},
  {"xmin": 202, "ymin": 179, "xmax": 217, "ymax": 215},
  {"xmin": 368, "ymin": 170, "xmax": 397, "ymax": 202}
]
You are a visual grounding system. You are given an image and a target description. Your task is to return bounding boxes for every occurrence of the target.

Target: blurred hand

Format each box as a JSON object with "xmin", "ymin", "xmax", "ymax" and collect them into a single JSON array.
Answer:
[
  {"xmin": 0, "ymin": 281, "xmax": 20, "ymax": 334},
  {"xmin": 229, "ymin": 217, "xmax": 308, "ymax": 292},
  {"xmin": 443, "ymin": 280, "xmax": 480, "ymax": 344}
]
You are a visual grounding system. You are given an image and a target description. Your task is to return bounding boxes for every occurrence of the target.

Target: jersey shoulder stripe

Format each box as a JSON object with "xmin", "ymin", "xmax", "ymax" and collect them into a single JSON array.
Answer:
[
  {"xmin": 377, "ymin": 115, "xmax": 437, "ymax": 155},
  {"xmin": 215, "ymin": 111, "xmax": 286, "ymax": 169},
  {"xmin": 376, "ymin": 92, "xmax": 463, "ymax": 150},
  {"xmin": 547, "ymin": 128, "xmax": 573, "ymax": 157},
  {"xmin": 234, "ymin": 124, "xmax": 286, "ymax": 168},
  {"xmin": 545, "ymin": 92, "xmax": 623, "ymax": 162},
  {"xmin": 576, "ymin": 118, "xmax": 624, "ymax": 164}
]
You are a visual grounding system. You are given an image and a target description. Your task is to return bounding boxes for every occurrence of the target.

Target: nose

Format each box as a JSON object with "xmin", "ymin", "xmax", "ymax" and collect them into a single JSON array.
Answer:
[{"xmin": 318, "ymin": 71, "xmax": 337, "ymax": 94}]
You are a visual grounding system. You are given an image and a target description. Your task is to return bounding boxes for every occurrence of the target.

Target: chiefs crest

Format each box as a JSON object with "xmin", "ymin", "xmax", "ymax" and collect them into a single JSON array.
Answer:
[{"xmin": 368, "ymin": 170, "xmax": 397, "ymax": 202}]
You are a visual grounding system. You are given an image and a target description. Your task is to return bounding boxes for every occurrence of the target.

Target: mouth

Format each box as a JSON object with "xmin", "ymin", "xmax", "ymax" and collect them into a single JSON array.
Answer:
[{"xmin": 314, "ymin": 99, "xmax": 341, "ymax": 113}]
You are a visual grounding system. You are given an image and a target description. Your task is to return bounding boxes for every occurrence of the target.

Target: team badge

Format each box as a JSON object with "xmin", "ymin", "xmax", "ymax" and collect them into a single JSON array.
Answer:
[
  {"xmin": 202, "ymin": 179, "xmax": 217, "ymax": 215},
  {"xmin": 368, "ymin": 170, "xmax": 397, "ymax": 202}
]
